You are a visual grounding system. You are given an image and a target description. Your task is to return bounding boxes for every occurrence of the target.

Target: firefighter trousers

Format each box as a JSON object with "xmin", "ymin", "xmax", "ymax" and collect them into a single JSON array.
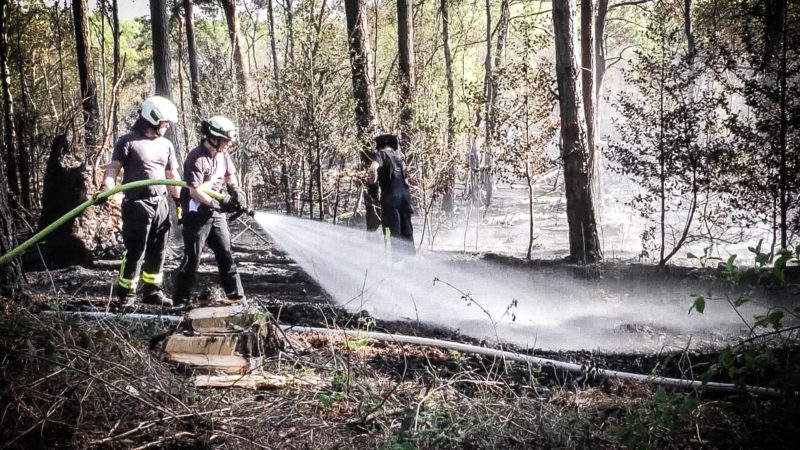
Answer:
[
  {"xmin": 173, "ymin": 212, "xmax": 244, "ymax": 302},
  {"xmin": 117, "ymin": 196, "xmax": 171, "ymax": 293}
]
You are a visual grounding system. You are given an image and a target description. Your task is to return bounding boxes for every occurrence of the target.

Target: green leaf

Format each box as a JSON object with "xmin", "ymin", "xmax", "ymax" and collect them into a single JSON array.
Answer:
[
  {"xmin": 319, "ymin": 393, "xmax": 332, "ymax": 408},
  {"xmin": 653, "ymin": 387, "xmax": 666, "ymax": 404},
  {"xmin": 682, "ymin": 396, "xmax": 699, "ymax": 412},
  {"xmin": 687, "ymin": 252, "xmax": 698, "ymax": 259},
  {"xmin": 690, "ymin": 295, "xmax": 705, "ymax": 314},
  {"xmin": 734, "ymin": 295, "xmax": 749, "ymax": 307},
  {"xmin": 772, "ymin": 268, "xmax": 785, "ymax": 282}
]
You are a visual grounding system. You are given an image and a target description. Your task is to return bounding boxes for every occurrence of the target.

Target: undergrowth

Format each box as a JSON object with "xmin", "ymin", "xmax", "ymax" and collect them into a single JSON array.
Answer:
[{"xmin": 1, "ymin": 300, "xmax": 798, "ymax": 449}]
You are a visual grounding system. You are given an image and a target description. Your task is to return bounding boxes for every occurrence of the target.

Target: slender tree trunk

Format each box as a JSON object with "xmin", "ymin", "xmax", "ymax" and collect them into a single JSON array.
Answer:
[
  {"xmin": 440, "ymin": 0, "xmax": 455, "ymax": 214},
  {"xmin": 267, "ymin": 0, "xmax": 291, "ymax": 214},
  {"xmin": 0, "ymin": 141, "xmax": 23, "ymax": 297},
  {"xmin": 0, "ymin": 0, "xmax": 22, "ymax": 296},
  {"xmin": 220, "ymin": 0, "xmax": 252, "ymax": 105},
  {"xmin": 397, "ymin": 0, "xmax": 415, "ymax": 155},
  {"xmin": 0, "ymin": 0, "xmax": 18, "ymax": 202},
  {"xmin": 553, "ymin": 0, "xmax": 602, "ymax": 263},
  {"xmin": 581, "ymin": 0, "xmax": 596, "ymax": 158},
  {"xmin": 112, "ymin": 0, "xmax": 120, "ymax": 142},
  {"xmin": 175, "ymin": 13, "xmax": 190, "ymax": 152},
  {"xmin": 482, "ymin": 0, "xmax": 509, "ymax": 208},
  {"xmin": 344, "ymin": 0, "xmax": 379, "ymax": 230},
  {"xmin": 183, "ymin": 0, "xmax": 203, "ymax": 120},
  {"xmin": 150, "ymin": 0, "xmax": 180, "ymax": 159},
  {"xmin": 595, "ymin": 0, "xmax": 608, "ymax": 101},
  {"xmin": 72, "ymin": 0, "xmax": 100, "ymax": 151},
  {"xmin": 284, "ymin": 0, "xmax": 295, "ymax": 63},
  {"xmin": 778, "ymin": 0, "xmax": 788, "ymax": 249},
  {"xmin": 267, "ymin": 0, "xmax": 280, "ymax": 79},
  {"xmin": 683, "ymin": 0, "xmax": 695, "ymax": 57}
]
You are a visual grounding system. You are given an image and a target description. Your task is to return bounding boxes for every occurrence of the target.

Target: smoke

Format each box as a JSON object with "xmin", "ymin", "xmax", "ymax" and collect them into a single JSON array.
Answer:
[{"xmin": 256, "ymin": 212, "xmax": 778, "ymax": 353}]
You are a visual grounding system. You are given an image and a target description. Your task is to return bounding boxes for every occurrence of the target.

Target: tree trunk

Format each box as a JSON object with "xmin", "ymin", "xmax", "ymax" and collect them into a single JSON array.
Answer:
[
  {"xmin": 112, "ymin": 0, "xmax": 120, "ymax": 142},
  {"xmin": 778, "ymin": 0, "xmax": 788, "ymax": 249},
  {"xmin": 483, "ymin": 0, "xmax": 509, "ymax": 208},
  {"xmin": 72, "ymin": 0, "xmax": 100, "ymax": 151},
  {"xmin": 0, "ymin": 0, "xmax": 18, "ymax": 202},
  {"xmin": 220, "ymin": 0, "xmax": 252, "ymax": 105},
  {"xmin": 553, "ymin": 0, "xmax": 602, "ymax": 263},
  {"xmin": 683, "ymin": 0, "xmax": 695, "ymax": 57},
  {"xmin": 267, "ymin": 0, "xmax": 280, "ymax": 80},
  {"xmin": 150, "ymin": 0, "xmax": 180, "ymax": 159},
  {"xmin": 397, "ymin": 0, "xmax": 415, "ymax": 155},
  {"xmin": 440, "ymin": 0, "xmax": 455, "ymax": 214},
  {"xmin": 581, "ymin": 0, "xmax": 596, "ymax": 158},
  {"xmin": 0, "ymin": 0, "xmax": 23, "ymax": 298},
  {"xmin": 0, "ymin": 144, "xmax": 23, "ymax": 297},
  {"xmin": 183, "ymin": 0, "xmax": 203, "ymax": 121},
  {"xmin": 344, "ymin": 0, "xmax": 379, "ymax": 230},
  {"xmin": 595, "ymin": 0, "xmax": 608, "ymax": 101}
]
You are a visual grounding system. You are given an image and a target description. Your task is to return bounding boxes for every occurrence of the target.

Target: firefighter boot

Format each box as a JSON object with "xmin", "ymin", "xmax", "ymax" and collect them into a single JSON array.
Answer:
[
  {"xmin": 141, "ymin": 283, "xmax": 174, "ymax": 307},
  {"xmin": 113, "ymin": 286, "xmax": 137, "ymax": 309}
]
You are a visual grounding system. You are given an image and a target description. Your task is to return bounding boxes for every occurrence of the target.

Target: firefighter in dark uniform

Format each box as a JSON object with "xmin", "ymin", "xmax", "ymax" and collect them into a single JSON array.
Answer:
[
  {"xmin": 367, "ymin": 134, "xmax": 415, "ymax": 256},
  {"xmin": 173, "ymin": 116, "xmax": 246, "ymax": 305},
  {"xmin": 102, "ymin": 96, "xmax": 181, "ymax": 307}
]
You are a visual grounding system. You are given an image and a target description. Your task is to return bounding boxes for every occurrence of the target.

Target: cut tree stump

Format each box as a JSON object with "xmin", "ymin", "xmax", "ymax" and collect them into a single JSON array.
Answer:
[{"xmin": 161, "ymin": 300, "xmax": 284, "ymax": 378}]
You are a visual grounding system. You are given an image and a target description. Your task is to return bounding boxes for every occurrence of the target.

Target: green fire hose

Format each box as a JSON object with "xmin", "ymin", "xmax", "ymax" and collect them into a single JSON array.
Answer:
[{"xmin": 0, "ymin": 179, "xmax": 231, "ymax": 266}]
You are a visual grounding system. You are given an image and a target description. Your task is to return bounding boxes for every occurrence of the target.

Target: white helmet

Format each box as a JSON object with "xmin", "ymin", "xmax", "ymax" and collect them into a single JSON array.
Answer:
[
  {"xmin": 203, "ymin": 115, "xmax": 238, "ymax": 141},
  {"xmin": 141, "ymin": 96, "xmax": 178, "ymax": 125}
]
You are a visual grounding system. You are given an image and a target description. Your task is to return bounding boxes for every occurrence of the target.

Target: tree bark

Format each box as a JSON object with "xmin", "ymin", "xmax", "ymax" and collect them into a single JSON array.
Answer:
[
  {"xmin": 553, "ymin": 0, "xmax": 602, "ymax": 263},
  {"xmin": 183, "ymin": 0, "xmax": 203, "ymax": 120},
  {"xmin": 482, "ymin": 0, "xmax": 509, "ymax": 208},
  {"xmin": 440, "ymin": 0, "xmax": 455, "ymax": 214},
  {"xmin": 683, "ymin": 0, "xmax": 695, "ymax": 57},
  {"xmin": 220, "ymin": 0, "xmax": 252, "ymax": 105},
  {"xmin": 595, "ymin": 0, "xmax": 608, "ymax": 101},
  {"xmin": 396, "ymin": 0, "xmax": 415, "ymax": 155},
  {"xmin": 0, "ymin": 0, "xmax": 18, "ymax": 202},
  {"xmin": 0, "ymin": 142, "xmax": 23, "ymax": 297},
  {"xmin": 581, "ymin": 0, "xmax": 596, "ymax": 157},
  {"xmin": 344, "ymin": 0, "xmax": 379, "ymax": 230},
  {"xmin": 112, "ymin": 0, "xmax": 120, "ymax": 142},
  {"xmin": 0, "ymin": 0, "xmax": 23, "ymax": 298},
  {"xmin": 72, "ymin": 0, "xmax": 100, "ymax": 150},
  {"xmin": 267, "ymin": 0, "xmax": 280, "ymax": 80},
  {"xmin": 150, "ymin": 0, "xmax": 180, "ymax": 158}
]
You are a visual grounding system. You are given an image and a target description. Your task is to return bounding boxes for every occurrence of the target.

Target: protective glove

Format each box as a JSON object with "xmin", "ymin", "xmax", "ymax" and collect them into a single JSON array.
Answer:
[
  {"xmin": 208, "ymin": 198, "xmax": 222, "ymax": 211},
  {"xmin": 219, "ymin": 194, "xmax": 237, "ymax": 213},
  {"xmin": 226, "ymin": 184, "xmax": 247, "ymax": 212}
]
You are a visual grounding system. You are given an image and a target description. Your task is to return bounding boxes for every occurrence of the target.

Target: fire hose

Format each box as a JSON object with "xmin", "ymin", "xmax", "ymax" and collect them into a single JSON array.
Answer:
[
  {"xmin": 38, "ymin": 310, "xmax": 786, "ymax": 397},
  {"xmin": 0, "ymin": 179, "xmax": 253, "ymax": 266}
]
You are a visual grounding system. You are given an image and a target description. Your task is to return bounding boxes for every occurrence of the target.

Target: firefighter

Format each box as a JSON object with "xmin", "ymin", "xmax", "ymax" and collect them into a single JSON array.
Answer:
[
  {"xmin": 367, "ymin": 134, "xmax": 415, "ymax": 256},
  {"xmin": 173, "ymin": 116, "xmax": 247, "ymax": 305},
  {"xmin": 101, "ymin": 96, "xmax": 182, "ymax": 307}
]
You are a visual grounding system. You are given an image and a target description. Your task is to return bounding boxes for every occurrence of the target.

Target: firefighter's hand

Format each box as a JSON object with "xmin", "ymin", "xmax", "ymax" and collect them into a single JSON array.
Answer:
[
  {"xmin": 219, "ymin": 194, "xmax": 237, "ymax": 213},
  {"xmin": 208, "ymin": 199, "xmax": 222, "ymax": 211}
]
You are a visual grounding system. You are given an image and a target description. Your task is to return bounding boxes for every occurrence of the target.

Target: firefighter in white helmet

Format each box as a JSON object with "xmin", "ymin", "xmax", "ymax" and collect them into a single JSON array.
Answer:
[
  {"xmin": 101, "ymin": 96, "xmax": 182, "ymax": 307},
  {"xmin": 173, "ymin": 116, "xmax": 247, "ymax": 305}
]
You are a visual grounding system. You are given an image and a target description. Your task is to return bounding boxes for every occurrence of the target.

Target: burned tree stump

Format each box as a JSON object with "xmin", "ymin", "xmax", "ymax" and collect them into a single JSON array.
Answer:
[
  {"xmin": 33, "ymin": 135, "xmax": 121, "ymax": 269},
  {"xmin": 161, "ymin": 302, "xmax": 285, "ymax": 376}
]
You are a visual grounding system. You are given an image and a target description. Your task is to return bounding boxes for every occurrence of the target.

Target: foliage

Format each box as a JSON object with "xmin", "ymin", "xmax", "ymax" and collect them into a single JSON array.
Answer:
[
  {"xmin": 688, "ymin": 241, "xmax": 800, "ymax": 398},
  {"xmin": 608, "ymin": 2, "xmax": 734, "ymax": 265}
]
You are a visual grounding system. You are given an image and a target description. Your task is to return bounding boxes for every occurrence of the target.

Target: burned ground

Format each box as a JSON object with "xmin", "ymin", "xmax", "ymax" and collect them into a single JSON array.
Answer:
[{"xmin": 4, "ymin": 219, "xmax": 799, "ymax": 449}]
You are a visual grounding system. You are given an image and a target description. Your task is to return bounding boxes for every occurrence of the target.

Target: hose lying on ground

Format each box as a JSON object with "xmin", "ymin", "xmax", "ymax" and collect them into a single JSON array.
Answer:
[{"xmin": 40, "ymin": 310, "xmax": 784, "ymax": 398}]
